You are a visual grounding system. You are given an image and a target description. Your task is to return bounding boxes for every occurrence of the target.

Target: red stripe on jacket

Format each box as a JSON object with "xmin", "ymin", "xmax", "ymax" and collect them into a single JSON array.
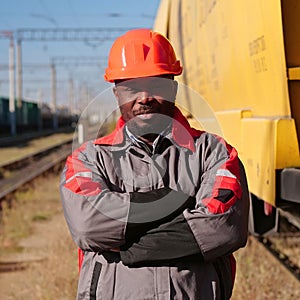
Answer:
[
  {"xmin": 64, "ymin": 143, "xmax": 101, "ymax": 196},
  {"xmin": 203, "ymin": 143, "xmax": 242, "ymax": 214}
]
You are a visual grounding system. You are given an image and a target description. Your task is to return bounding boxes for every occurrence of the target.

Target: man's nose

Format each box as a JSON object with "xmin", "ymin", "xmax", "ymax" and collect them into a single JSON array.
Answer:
[{"xmin": 137, "ymin": 91, "xmax": 154, "ymax": 104}]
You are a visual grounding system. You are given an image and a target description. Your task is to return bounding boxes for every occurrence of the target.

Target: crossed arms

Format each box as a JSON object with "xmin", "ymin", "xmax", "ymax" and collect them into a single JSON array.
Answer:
[{"xmin": 60, "ymin": 137, "xmax": 249, "ymax": 266}]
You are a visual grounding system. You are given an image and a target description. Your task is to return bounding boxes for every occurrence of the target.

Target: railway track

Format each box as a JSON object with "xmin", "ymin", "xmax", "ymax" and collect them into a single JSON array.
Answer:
[
  {"xmin": 0, "ymin": 258, "xmax": 46, "ymax": 272},
  {"xmin": 0, "ymin": 137, "xmax": 73, "ymax": 171},
  {"xmin": 255, "ymin": 215, "xmax": 300, "ymax": 281},
  {"xmin": 0, "ymin": 125, "xmax": 105, "ymax": 203},
  {"xmin": 0, "ymin": 140, "xmax": 73, "ymax": 202}
]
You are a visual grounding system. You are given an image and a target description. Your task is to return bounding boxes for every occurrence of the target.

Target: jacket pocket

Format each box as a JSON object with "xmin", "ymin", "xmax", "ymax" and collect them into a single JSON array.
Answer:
[{"xmin": 90, "ymin": 261, "xmax": 102, "ymax": 300}]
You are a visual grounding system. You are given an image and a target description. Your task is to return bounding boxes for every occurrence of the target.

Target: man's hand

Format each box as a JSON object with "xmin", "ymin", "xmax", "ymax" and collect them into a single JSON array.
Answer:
[
  {"xmin": 120, "ymin": 213, "xmax": 202, "ymax": 266},
  {"xmin": 126, "ymin": 188, "xmax": 196, "ymax": 243}
]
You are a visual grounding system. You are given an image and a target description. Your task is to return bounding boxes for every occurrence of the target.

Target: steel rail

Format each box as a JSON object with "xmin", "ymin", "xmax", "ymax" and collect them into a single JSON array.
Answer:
[
  {"xmin": 255, "ymin": 216, "xmax": 300, "ymax": 282},
  {"xmin": 0, "ymin": 145, "xmax": 71, "ymax": 200},
  {"xmin": 0, "ymin": 138, "xmax": 73, "ymax": 169},
  {"xmin": 0, "ymin": 127, "xmax": 104, "ymax": 201}
]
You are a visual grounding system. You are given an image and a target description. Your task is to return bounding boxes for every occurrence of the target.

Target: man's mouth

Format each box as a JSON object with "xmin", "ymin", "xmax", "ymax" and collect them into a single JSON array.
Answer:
[
  {"xmin": 134, "ymin": 110, "xmax": 158, "ymax": 118},
  {"xmin": 136, "ymin": 113, "xmax": 155, "ymax": 120}
]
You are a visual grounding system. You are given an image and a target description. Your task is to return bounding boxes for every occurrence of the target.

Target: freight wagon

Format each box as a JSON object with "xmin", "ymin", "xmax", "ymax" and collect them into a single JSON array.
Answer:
[
  {"xmin": 154, "ymin": 0, "xmax": 300, "ymax": 235},
  {"xmin": 0, "ymin": 96, "xmax": 39, "ymax": 135},
  {"xmin": 0, "ymin": 96, "xmax": 76, "ymax": 137}
]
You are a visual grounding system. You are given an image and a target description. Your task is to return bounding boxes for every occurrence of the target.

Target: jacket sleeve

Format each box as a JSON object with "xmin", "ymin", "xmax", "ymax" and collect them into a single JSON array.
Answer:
[
  {"xmin": 184, "ymin": 134, "xmax": 250, "ymax": 262},
  {"xmin": 120, "ymin": 213, "xmax": 202, "ymax": 266},
  {"xmin": 60, "ymin": 141, "xmax": 130, "ymax": 252}
]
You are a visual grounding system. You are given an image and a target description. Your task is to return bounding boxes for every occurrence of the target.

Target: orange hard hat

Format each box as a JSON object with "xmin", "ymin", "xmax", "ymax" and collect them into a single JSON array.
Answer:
[{"xmin": 104, "ymin": 28, "xmax": 182, "ymax": 82}]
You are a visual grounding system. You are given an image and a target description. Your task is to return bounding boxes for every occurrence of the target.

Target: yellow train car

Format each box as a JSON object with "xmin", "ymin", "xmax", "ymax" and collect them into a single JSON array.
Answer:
[{"xmin": 154, "ymin": 0, "xmax": 300, "ymax": 235}]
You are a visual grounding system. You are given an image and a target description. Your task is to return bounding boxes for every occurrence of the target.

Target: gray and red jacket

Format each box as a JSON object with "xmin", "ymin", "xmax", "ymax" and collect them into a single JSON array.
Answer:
[{"xmin": 60, "ymin": 107, "xmax": 249, "ymax": 300}]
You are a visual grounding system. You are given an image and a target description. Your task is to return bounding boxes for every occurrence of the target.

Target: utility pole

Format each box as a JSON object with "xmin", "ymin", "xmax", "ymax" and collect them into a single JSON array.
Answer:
[
  {"xmin": 68, "ymin": 77, "xmax": 74, "ymax": 115},
  {"xmin": 51, "ymin": 63, "xmax": 58, "ymax": 130},
  {"xmin": 1, "ymin": 30, "xmax": 16, "ymax": 135},
  {"xmin": 78, "ymin": 82, "xmax": 89, "ymax": 144},
  {"xmin": 9, "ymin": 36, "xmax": 16, "ymax": 136},
  {"xmin": 37, "ymin": 89, "xmax": 43, "ymax": 131},
  {"xmin": 16, "ymin": 38, "xmax": 22, "ymax": 124}
]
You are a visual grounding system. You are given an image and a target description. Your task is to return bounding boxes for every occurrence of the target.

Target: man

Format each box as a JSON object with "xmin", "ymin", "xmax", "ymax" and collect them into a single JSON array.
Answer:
[{"xmin": 60, "ymin": 28, "xmax": 249, "ymax": 300}]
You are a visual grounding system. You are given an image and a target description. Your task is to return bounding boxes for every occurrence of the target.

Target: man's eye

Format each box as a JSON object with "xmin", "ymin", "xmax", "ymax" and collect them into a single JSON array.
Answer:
[{"xmin": 125, "ymin": 86, "xmax": 139, "ymax": 93}]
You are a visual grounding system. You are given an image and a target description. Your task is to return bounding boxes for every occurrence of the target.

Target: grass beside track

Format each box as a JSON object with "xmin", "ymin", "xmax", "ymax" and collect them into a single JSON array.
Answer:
[
  {"xmin": 0, "ymin": 132, "xmax": 74, "ymax": 166},
  {"xmin": 0, "ymin": 170, "xmax": 78, "ymax": 299}
]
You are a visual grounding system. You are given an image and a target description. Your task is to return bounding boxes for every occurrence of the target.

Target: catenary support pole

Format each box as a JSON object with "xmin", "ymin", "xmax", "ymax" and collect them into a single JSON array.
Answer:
[
  {"xmin": 9, "ymin": 37, "xmax": 16, "ymax": 136},
  {"xmin": 51, "ymin": 63, "xmax": 58, "ymax": 129},
  {"xmin": 16, "ymin": 39, "xmax": 22, "ymax": 125}
]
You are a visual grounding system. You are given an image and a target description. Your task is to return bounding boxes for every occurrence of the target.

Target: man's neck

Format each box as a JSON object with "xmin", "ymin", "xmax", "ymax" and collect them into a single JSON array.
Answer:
[{"xmin": 138, "ymin": 133, "xmax": 159, "ymax": 145}]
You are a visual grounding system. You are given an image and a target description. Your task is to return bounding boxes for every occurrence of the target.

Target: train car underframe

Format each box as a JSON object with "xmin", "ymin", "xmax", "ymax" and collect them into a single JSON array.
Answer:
[{"xmin": 249, "ymin": 168, "xmax": 300, "ymax": 236}]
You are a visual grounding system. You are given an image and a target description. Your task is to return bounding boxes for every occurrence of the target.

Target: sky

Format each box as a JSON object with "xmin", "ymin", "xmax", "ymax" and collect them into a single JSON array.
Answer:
[{"xmin": 0, "ymin": 0, "xmax": 161, "ymax": 108}]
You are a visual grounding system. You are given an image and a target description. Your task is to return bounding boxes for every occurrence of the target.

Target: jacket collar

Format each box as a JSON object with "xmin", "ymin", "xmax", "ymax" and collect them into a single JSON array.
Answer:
[{"xmin": 93, "ymin": 106, "xmax": 202, "ymax": 152}]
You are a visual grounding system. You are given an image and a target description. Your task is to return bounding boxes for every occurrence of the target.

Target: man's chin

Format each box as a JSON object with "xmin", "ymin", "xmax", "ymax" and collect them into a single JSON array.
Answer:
[{"xmin": 127, "ymin": 116, "xmax": 171, "ymax": 136}]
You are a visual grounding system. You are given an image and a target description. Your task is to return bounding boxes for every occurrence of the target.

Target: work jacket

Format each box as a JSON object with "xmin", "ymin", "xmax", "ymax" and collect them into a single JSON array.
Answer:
[{"xmin": 60, "ymin": 107, "xmax": 249, "ymax": 300}]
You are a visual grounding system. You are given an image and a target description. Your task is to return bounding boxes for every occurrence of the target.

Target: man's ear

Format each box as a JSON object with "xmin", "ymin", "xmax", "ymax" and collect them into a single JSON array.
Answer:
[{"xmin": 113, "ymin": 86, "xmax": 119, "ymax": 100}]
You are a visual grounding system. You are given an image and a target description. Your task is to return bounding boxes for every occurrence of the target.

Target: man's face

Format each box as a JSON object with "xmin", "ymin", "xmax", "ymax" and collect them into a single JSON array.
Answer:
[{"xmin": 113, "ymin": 76, "xmax": 178, "ymax": 137}]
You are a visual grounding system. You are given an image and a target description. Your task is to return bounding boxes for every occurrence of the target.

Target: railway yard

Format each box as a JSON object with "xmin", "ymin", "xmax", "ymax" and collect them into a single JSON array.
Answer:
[
  {"xmin": 1, "ymin": 0, "xmax": 300, "ymax": 298},
  {"xmin": 0, "ymin": 131, "xmax": 299, "ymax": 299}
]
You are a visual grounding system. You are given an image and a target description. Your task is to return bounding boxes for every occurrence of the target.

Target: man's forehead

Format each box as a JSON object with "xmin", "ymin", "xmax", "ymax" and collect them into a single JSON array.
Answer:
[{"xmin": 115, "ymin": 76, "xmax": 173, "ymax": 87}]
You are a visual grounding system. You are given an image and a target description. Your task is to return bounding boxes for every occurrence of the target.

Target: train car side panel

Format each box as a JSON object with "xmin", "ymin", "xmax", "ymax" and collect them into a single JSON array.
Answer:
[{"xmin": 154, "ymin": 0, "xmax": 300, "ymax": 210}]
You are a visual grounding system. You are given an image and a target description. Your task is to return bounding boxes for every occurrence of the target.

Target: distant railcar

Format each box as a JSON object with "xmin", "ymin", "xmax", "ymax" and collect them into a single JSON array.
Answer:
[
  {"xmin": 40, "ymin": 103, "xmax": 77, "ymax": 128},
  {"xmin": 154, "ymin": 0, "xmax": 300, "ymax": 235},
  {"xmin": 0, "ymin": 97, "xmax": 75, "ymax": 136},
  {"xmin": 0, "ymin": 97, "xmax": 39, "ymax": 134},
  {"xmin": 0, "ymin": 97, "xmax": 10, "ymax": 134}
]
